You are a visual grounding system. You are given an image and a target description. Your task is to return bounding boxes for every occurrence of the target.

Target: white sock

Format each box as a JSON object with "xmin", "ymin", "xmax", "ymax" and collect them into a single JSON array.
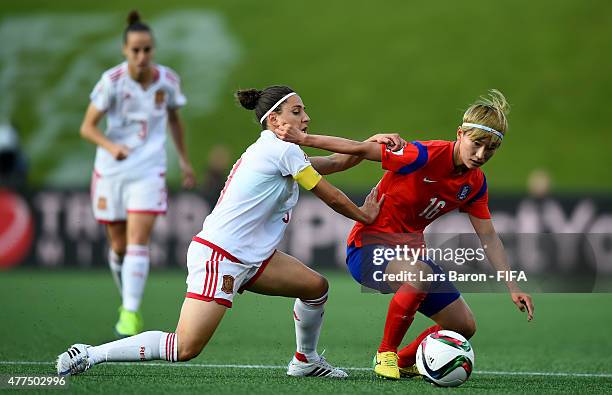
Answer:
[
  {"xmin": 108, "ymin": 249, "xmax": 124, "ymax": 294},
  {"xmin": 88, "ymin": 331, "xmax": 178, "ymax": 365},
  {"xmin": 121, "ymin": 245, "xmax": 150, "ymax": 312},
  {"xmin": 293, "ymin": 292, "xmax": 328, "ymax": 362}
]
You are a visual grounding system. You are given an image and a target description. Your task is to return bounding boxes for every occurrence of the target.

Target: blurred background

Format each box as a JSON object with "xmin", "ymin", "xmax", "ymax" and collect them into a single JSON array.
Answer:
[{"xmin": 1, "ymin": 0, "xmax": 611, "ymax": 272}]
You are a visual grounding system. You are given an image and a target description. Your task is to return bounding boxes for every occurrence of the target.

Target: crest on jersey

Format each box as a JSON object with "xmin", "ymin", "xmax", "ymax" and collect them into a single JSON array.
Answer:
[
  {"xmin": 221, "ymin": 275, "xmax": 235, "ymax": 294},
  {"xmin": 154, "ymin": 90, "xmax": 165, "ymax": 109},
  {"xmin": 97, "ymin": 197, "xmax": 107, "ymax": 210},
  {"xmin": 388, "ymin": 147, "xmax": 405, "ymax": 156},
  {"xmin": 457, "ymin": 184, "xmax": 472, "ymax": 201}
]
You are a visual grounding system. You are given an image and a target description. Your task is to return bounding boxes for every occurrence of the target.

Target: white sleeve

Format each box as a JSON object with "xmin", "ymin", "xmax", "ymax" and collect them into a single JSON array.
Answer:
[
  {"xmin": 89, "ymin": 74, "xmax": 112, "ymax": 112},
  {"xmin": 278, "ymin": 144, "xmax": 311, "ymax": 177},
  {"xmin": 166, "ymin": 69, "xmax": 187, "ymax": 108}
]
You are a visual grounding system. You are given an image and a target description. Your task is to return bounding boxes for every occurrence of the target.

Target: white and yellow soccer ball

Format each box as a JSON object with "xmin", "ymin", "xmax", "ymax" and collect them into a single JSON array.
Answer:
[{"xmin": 415, "ymin": 330, "xmax": 474, "ymax": 387}]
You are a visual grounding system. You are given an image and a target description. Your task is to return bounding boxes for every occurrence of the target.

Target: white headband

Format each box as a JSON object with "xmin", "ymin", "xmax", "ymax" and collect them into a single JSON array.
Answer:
[
  {"xmin": 259, "ymin": 92, "xmax": 297, "ymax": 124},
  {"xmin": 462, "ymin": 122, "xmax": 504, "ymax": 140}
]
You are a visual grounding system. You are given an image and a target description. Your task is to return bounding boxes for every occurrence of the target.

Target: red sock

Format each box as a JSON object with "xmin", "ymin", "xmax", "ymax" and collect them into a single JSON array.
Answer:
[
  {"xmin": 397, "ymin": 325, "xmax": 442, "ymax": 367},
  {"xmin": 378, "ymin": 284, "xmax": 427, "ymax": 353}
]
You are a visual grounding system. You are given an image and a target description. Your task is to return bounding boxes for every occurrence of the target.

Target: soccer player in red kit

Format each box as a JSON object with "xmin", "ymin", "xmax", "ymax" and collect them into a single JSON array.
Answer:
[{"xmin": 274, "ymin": 90, "xmax": 534, "ymax": 379}]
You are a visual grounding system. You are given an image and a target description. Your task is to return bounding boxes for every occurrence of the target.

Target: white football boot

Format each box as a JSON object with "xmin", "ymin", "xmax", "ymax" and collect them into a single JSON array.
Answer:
[
  {"xmin": 287, "ymin": 353, "xmax": 348, "ymax": 378},
  {"xmin": 56, "ymin": 344, "xmax": 92, "ymax": 376}
]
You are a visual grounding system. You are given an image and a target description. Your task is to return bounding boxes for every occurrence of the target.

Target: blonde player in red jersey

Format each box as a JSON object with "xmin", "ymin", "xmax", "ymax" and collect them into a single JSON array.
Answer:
[
  {"xmin": 79, "ymin": 11, "xmax": 196, "ymax": 337},
  {"xmin": 274, "ymin": 90, "xmax": 535, "ymax": 380},
  {"xmin": 57, "ymin": 85, "xmax": 405, "ymax": 379}
]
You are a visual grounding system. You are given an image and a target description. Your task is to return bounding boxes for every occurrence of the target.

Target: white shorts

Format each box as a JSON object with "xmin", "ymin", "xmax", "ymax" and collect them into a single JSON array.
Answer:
[
  {"xmin": 90, "ymin": 170, "xmax": 167, "ymax": 223},
  {"xmin": 185, "ymin": 237, "xmax": 274, "ymax": 308}
]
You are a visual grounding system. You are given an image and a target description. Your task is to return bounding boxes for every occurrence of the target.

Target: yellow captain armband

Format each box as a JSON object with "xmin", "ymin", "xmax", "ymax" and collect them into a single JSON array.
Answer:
[{"xmin": 293, "ymin": 165, "xmax": 322, "ymax": 190}]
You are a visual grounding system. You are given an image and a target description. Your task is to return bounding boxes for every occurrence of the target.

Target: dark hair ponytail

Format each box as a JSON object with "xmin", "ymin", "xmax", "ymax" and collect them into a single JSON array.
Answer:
[
  {"xmin": 235, "ymin": 85, "xmax": 295, "ymax": 129},
  {"xmin": 236, "ymin": 89, "xmax": 262, "ymax": 110},
  {"xmin": 123, "ymin": 10, "xmax": 153, "ymax": 43},
  {"xmin": 127, "ymin": 10, "xmax": 141, "ymax": 25}
]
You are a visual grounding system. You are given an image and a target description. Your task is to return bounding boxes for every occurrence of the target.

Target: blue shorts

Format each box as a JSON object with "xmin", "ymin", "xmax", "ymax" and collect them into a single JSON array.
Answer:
[{"xmin": 346, "ymin": 244, "xmax": 461, "ymax": 317}]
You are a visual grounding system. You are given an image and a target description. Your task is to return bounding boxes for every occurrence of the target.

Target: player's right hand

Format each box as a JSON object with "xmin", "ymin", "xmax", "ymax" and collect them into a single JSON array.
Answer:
[
  {"xmin": 366, "ymin": 133, "xmax": 406, "ymax": 151},
  {"xmin": 360, "ymin": 187, "xmax": 385, "ymax": 224},
  {"xmin": 274, "ymin": 122, "xmax": 306, "ymax": 145},
  {"xmin": 110, "ymin": 144, "xmax": 130, "ymax": 160}
]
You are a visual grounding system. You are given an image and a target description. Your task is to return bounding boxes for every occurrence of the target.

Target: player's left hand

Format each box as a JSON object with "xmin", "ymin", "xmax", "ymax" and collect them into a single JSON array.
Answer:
[
  {"xmin": 180, "ymin": 159, "xmax": 196, "ymax": 189},
  {"xmin": 511, "ymin": 292, "xmax": 534, "ymax": 321},
  {"xmin": 366, "ymin": 133, "xmax": 406, "ymax": 151},
  {"xmin": 360, "ymin": 187, "xmax": 385, "ymax": 224}
]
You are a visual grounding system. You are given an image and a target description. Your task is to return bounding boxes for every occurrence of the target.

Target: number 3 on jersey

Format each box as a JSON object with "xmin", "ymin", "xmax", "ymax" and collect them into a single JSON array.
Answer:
[{"xmin": 419, "ymin": 197, "xmax": 446, "ymax": 220}]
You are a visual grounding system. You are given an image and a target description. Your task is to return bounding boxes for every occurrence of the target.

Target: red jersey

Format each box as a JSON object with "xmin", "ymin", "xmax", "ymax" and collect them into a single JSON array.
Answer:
[{"xmin": 347, "ymin": 140, "xmax": 490, "ymax": 247}]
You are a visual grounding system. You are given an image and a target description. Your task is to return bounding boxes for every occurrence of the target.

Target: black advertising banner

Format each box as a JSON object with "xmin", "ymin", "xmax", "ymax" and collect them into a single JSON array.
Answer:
[{"xmin": 1, "ymin": 189, "xmax": 612, "ymax": 292}]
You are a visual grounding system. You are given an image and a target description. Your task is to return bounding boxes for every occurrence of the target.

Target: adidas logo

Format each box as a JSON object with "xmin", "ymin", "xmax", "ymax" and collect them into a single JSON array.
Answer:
[{"xmin": 306, "ymin": 367, "xmax": 333, "ymax": 377}]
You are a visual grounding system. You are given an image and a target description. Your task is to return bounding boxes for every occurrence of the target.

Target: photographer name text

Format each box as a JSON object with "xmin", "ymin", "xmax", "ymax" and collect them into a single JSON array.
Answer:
[{"xmin": 373, "ymin": 270, "xmax": 528, "ymax": 283}]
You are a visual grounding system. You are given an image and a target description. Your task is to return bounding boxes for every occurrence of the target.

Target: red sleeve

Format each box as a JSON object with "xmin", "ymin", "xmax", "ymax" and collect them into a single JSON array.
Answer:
[
  {"xmin": 460, "ymin": 190, "xmax": 491, "ymax": 219},
  {"xmin": 381, "ymin": 141, "xmax": 428, "ymax": 174},
  {"xmin": 460, "ymin": 176, "xmax": 491, "ymax": 219}
]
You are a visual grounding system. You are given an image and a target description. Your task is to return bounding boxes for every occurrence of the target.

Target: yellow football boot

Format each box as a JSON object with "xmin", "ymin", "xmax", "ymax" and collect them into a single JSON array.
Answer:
[
  {"xmin": 373, "ymin": 351, "xmax": 400, "ymax": 380},
  {"xmin": 114, "ymin": 307, "xmax": 143, "ymax": 338},
  {"xmin": 399, "ymin": 363, "xmax": 422, "ymax": 378}
]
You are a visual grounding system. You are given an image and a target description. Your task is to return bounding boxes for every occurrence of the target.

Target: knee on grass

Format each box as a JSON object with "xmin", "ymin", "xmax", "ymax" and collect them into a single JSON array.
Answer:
[{"xmin": 177, "ymin": 342, "xmax": 204, "ymax": 362}]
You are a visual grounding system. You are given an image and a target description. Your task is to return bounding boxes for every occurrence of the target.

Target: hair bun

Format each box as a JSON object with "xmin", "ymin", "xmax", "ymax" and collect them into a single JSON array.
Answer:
[
  {"xmin": 127, "ymin": 10, "xmax": 141, "ymax": 26},
  {"xmin": 488, "ymin": 89, "xmax": 510, "ymax": 116},
  {"xmin": 236, "ymin": 89, "xmax": 262, "ymax": 110}
]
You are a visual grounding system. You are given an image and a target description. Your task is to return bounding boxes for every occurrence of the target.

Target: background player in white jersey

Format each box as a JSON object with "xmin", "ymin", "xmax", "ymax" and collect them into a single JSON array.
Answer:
[
  {"xmin": 58, "ymin": 85, "xmax": 404, "ymax": 379},
  {"xmin": 79, "ymin": 10, "xmax": 196, "ymax": 337}
]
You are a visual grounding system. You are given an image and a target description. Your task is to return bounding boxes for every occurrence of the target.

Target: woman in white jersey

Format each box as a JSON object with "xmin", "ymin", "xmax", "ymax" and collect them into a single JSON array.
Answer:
[
  {"xmin": 57, "ymin": 85, "xmax": 404, "ymax": 378},
  {"xmin": 79, "ymin": 11, "xmax": 195, "ymax": 337}
]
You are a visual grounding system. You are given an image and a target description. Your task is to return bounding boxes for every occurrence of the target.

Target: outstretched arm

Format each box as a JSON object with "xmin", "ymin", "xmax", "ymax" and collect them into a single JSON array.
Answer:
[
  {"xmin": 308, "ymin": 177, "xmax": 383, "ymax": 224},
  {"xmin": 303, "ymin": 134, "xmax": 381, "ymax": 161},
  {"xmin": 310, "ymin": 133, "xmax": 406, "ymax": 175},
  {"xmin": 469, "ymin": 214, "xmax": 534, "ymax": 321},
  {"xmin": 309, "ymin": 154, "xmax": 363, "ymax": 175},
  {"xmin": 274, "ymin": 123, "xmax": 384, "ymax": 162}
]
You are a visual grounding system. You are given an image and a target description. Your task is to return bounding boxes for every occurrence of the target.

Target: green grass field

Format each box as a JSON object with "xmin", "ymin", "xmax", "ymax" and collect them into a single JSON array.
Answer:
[{"xmin": 1, "ymin": 270, "xmax": 611, "ymax": 394}]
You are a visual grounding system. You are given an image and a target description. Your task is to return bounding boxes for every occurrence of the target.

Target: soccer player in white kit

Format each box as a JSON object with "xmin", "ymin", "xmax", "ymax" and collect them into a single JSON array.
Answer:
[
  {"xmin": 57, "ymin": 85, "xmax": 405, "ymax": 379},
  {"xmin": 79, "ymin": 11, "xmax": 196, "ymax": 337}
]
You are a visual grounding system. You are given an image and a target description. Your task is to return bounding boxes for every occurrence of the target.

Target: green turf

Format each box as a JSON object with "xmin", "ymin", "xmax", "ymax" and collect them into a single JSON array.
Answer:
[
  {"xmin": 0, "ymin": 270, "xmax": 611, "ymax": 393},
  {"xmin": 1, "ymin": 1, "xmax": 611, "ymax": 192}
]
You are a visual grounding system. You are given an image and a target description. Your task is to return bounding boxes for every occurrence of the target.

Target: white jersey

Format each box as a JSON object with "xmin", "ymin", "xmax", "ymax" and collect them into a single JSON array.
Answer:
[
  {"xmin": 197, "ymin": 130, "xmax": 313, "ymax": 264},
  {"xmin": 90, "ymin": 62, "xmax": 186, "ymax": 177}
]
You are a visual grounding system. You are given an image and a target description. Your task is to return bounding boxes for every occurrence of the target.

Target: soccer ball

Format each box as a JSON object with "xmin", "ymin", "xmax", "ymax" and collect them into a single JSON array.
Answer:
[{"xmin": 415, "ymin": 330, "xmax": 474, "ymax": 387}]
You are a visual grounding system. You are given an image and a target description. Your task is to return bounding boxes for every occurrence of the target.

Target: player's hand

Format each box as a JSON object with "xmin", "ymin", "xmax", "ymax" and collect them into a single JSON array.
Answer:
[
  {"xmin": 366, "ymin": 133, "xmax": 406, "ymax": 151},
  {"xmin": 511, "ymin": 291, "xmax": 534, "ymax": 321},
  {"xmin": 273, "ymin": 122, "xmax": 306, "ymax": 145},
  {"xmin": 179, "ymin": 159, "xmax": 196, "ymax": 189},
  {"xmin": 360, "ymin": 187, "xmax": 385, "ymax": 224},
  {"xmin": 110, "ymin": 144, "xmax": 130, "ymax": 160}
]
